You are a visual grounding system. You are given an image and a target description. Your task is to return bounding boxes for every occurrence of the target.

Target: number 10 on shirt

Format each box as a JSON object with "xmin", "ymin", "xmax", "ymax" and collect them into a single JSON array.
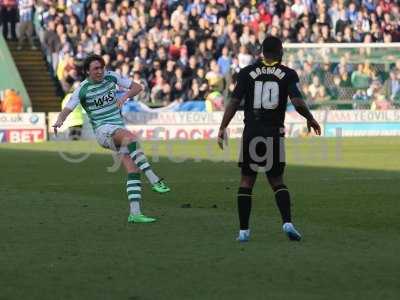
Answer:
[{"xmin": 253, "ymin": 81, "xmax": 279, "ymax": 110}]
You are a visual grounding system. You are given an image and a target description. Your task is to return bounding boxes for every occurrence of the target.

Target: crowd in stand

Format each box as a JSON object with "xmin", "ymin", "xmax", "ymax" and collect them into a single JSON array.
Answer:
[{"xmin": 2, "ymin": 0, "xmax": 400, "ymax": 110}]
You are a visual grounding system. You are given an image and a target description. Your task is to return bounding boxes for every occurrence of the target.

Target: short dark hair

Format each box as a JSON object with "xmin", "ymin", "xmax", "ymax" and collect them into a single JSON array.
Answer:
[
  {"xmin": 83, "ymin": 54, "xmax": 105, "ymax": 74},
  {"xmin": 262, "ymin": 36, "xmax": 283, "ymax": 60}
]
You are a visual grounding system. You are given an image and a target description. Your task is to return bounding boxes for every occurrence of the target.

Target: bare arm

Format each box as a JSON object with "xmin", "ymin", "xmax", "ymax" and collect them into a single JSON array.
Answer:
[
  {"xmin": 290, "ymin": 97, "xmax": 314, "ymax": 121},
  {"xmin": 116, "ymin": 81, "xmax": 144, "ymax": 108},
  {"xmin": 52, "ymin": 107, "xmax": 73, "ymax": 135},
  {"xmin": 290, "ymin": 97, "xmax": 321, "ymax": 135},
  {"xmin": 217, "ymin": 97, "xmax": 241, "ymax": 149}
]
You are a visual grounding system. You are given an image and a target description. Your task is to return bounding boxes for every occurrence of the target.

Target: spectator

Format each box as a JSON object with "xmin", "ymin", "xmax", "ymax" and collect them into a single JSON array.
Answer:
[
  {"xmin": 184, "ymin": 55, "xmax": 198, "ymax": 83},
  {"xmin": 202, "ymin": 5, "xmax": 217, "ymax": 24},
  {"xmin": 291, "ymin": 0, "xmax": 306, "ymax": 18},
  {"xmin": 71, "ymin": 0, "xmax": 85, "ymax": 24},
  {"xmin": 217, "ymin": 47, "xmax": 232, "ymax": 77},
  {"xmin": 163, "ymin": 59, "xmax": 176, "ymax": 83},
  {"xmin": 371, "ymin": 94, "xmax": 392, "ymax": 110},
  {"xmin": 1, "ymin": 89, "xmax": 23, "ymax": 112},
  {"xmin": 239, "ymin": 6, "xmax": 252, "ymax": 24},
  {"xmin": 170, "ymin": 67, "xmax": 187, "ymax": 102},
  {"xmin": 335, "ymin": 9, "xmax": 349, "ymax": 34},
  {"xmin": 185, "ymin": 29, "xmax": 197, "ymax": 57},
  {"xmin": 363, "ymin": 0, "xmax": 377, "ymax": 13},
  {"xmin": 17, "ymin": 0, "xmax": 36, "ymax": 50},
  {"xmin": 308, "ymin": 75, "xmax": 324, "ymax": 101},
  {"xmin": 339, "ymin": 66, "xmax": 352, "ymax": 88},
  {"xmin": 1, "ymin": 0, "xmax": 18, "ymax": 40},
  {"xmin": 347, "ymin": 2, "xmax": 359, "ymax": 23},
  {"xmin": 150, "ymin": 69, "xmax": 166, "ymax": 103},
  {"xmin": 237, "ymin": 45, "xmax": 252, "ymax": 68},
  {"xmin": 205, "ymin": 90, "xmax": 224, "ymax": 111},
  {"xmin": 315, "ymin": 86, "xmax": 331, "ymax": 103},
  {"xmin": 351, "ymin": 64, "xmax": 371, "ymax": 89},
  {"xmin": 206, "ymin": 60, "xmax": 224, "ymax": 92},
  {"xmin": 247, "ymin": 34, "xmax": 261, "ymax": 57},
  {"xmin": 367, "ymin": 79, "xmax": 382, "ymax": 97},
  {"xmin": 353, "ymin": 89, "xmax": 370, "ymax": 109},
  {"xmin": 57, "ymin": 52, "xmax": 76, "ymax": 91},
  {"xmin": 169, "ymin": 35, "xmax": 183, "ymax": 61},
  {"xmin": 386, "ymin": 70, "xmax": 400, "ymax": 101},
  {"xmin": 43, "ymin": 21, "xmax": 61, "ymax": 71},
  {"xmin": 132, "ymin": 71, "xmax": 150, "ymax": 103},
  {"xmin": 186, "ymin": 79, "xmax": 204, "ymax": 101},
  {"xmin": 328, "ymin": 75, "xmax": 343, "ymax": 100}
]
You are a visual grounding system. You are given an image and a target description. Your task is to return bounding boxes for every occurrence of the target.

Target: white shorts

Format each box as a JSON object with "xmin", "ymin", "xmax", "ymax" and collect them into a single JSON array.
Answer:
[{"xmin": 95, "ymin": 124, "xmax": 130, "ymax": 154}]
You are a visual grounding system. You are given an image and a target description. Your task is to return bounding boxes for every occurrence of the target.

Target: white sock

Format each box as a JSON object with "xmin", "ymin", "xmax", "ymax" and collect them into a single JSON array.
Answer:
[
  {"xmin": 130, "ymin": 148, "xmax": 160, "ymax": 185},
  {"xmin": 239, "ymin": 229, "xmax": 250, "ymax": 235},
  {"xmin": 145, "ymin": 169, "xmax": 159, "ymax": 185},
  {"xmin": 130, "ymin": 201, "xmax": 141, "ymax": 215}
]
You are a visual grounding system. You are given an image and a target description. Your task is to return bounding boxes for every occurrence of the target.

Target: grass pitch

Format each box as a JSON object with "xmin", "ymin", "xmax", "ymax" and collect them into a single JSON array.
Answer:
[{"xmin": 1, "ymin": 137, "xmax": 399, "ymax": 300}]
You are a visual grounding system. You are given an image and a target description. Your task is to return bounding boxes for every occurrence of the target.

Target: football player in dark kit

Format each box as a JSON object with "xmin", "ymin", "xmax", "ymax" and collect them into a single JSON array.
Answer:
[{"xmin": 218, "ymin": 36, "xmax": 321, "ymax": 242}]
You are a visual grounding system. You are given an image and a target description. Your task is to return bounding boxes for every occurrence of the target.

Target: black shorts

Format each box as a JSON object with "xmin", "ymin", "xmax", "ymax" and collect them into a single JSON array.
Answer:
[{"xmin": 238, "ymin": 125, "xmax": 285, "ymax": 177}]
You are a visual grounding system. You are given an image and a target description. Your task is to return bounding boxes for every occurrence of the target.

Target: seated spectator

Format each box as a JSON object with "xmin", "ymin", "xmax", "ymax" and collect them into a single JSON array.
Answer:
[
  {"xmin": 132, "ymin": 71, "xmax": 150, "ymax": 103},
  {"xmin": 168, "ymin": 36, "xmax": 183, "ymax": 61},
  {"xmin": 387, "ymin": 71, "xmax": 400, "ymax": 104},
  {"xmin": 237, "ymin": 45, "xmax": 252, "ymax": 68},
  {"xmin": 367, "ymin": 79, "xmax": 383, "ymax": 98},
  {"xmin": 163, "ymin": 60, "xmax": 176, "ymax": 83},
  {"xmin": 170, "ymin": 71, "xmax": 187, "ymax": 102},
  {"xmin": 184, "ymin": 56, "xmax": 198, "ymax": 83},
  {"xmin": 314, "ymin": 86, "xmax": 331, "ymax": 105},
  {"xmin": 152, "ymin": 81, "xmax": 172, "ymax": 105},
  {"xmin": 186, "ymin": 79, "xmax": 207, "ymax": 101},
  {"xmin": 57, "ymin": 52, "xmax": 77, "ymax": 91},
  {"xmin": 371, "ymin": 94, "xmax": 393, "ymax": 110},
  {"xmin": 150, "ymin": 70, "xmax": 166, "ymax": 103},
  {"xmin": 202, "ymin": 5, "xmax": 217, "ymax": 24},
  {"xmin": 247, "ymin": 34, "xmax": 261, "ymax": 57},
  {"xmin": 205, "ymin": 60, "xmax": 224, "ymax": 93},
  {"xmin": 351, "ymin": 64, "xmax": 371, "ymax": 89},
  {"xmin": 307, "ymin": 76, "xmax": 324, "ymax": 101},
  {"xmin": 291, "ymin": 0, "xmax": 306, "ymax": 18},
  {"xmin": 205, "ymin": 91, "xmax": 224, "ymax": 112},
  {"xmin": 339, "ymin": 66, "xmax": 352, "ymax": 87},
  {"xmin": 352, "ymin": 90, "xmax": 371, "ymax": 109},
  {"xmin": 217, "ymin": 47, "xmax": 232, "ymax": 78}
]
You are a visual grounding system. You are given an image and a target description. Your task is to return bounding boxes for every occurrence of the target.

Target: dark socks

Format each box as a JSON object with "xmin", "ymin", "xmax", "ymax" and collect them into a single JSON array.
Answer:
[
  {"xmin": 237, "ymin": 187, "xmax": 252, "ymax": 230},
  {"xmin": 273, "ymin": 184, "xmax": 291, "ymax": 223}
]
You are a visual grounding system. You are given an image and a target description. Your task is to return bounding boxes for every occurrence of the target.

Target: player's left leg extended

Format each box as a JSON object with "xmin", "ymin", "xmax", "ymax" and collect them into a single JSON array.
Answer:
[
  {"xmin": 267, "ymin": 174, "xmax": 302, "ymax": 241},
  {"xmin": 113, "ymin": 129, "xmax": 170, "ymax": 193},
  {"xmin": 121, "ymin": 154, "xmax": 156, "ymax": 223},
  {"xmin": 236, "ymin": 173, "xmax": 257, "ymax": 242}
]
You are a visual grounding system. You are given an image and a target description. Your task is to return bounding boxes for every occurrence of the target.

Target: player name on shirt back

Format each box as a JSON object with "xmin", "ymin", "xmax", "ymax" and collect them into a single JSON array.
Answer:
[{"xmin": 249, "ymin": 66, "xmax": 286, "ymax": 80}]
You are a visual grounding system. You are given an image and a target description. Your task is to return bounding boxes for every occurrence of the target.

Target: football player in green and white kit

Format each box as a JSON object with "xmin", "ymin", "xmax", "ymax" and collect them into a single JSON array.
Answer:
[{"xmin": 53, "ymin": 54, "xmax": 170, "ymax": 223}]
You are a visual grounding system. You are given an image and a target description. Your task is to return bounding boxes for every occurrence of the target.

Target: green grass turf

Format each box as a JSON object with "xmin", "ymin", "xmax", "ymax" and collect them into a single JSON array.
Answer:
[{"xmin": 1, "ymin": 137, "xmax": 399, "ymax": 300}]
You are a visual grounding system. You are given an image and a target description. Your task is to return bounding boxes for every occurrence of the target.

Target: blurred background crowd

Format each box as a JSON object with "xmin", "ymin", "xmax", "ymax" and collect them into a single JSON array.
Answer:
[{"xmin": 1, "ymin": 0, "xmax": 400, "ymax": 111}]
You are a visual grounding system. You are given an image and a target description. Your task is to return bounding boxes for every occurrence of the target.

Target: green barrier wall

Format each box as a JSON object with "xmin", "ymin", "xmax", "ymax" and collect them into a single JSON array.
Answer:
[{"xmin": 0, "ymin": 35, "xmax": 31, "ymax": 111}]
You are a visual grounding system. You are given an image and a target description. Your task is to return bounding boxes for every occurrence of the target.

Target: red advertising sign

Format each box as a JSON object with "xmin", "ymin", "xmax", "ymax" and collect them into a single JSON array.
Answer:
[
  {"xmin": 0, "ymin": 113, "xmax": 47, "ymax": 143},
  {"xmin": 5, "ymin": 129, "xmax": 46, "ymax": 143}
]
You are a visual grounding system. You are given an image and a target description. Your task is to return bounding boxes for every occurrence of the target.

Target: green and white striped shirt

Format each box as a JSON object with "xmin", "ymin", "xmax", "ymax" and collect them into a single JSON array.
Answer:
[{"xmin": 66, "ymin": 71, "xmax": 132, "ymax": 130}]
